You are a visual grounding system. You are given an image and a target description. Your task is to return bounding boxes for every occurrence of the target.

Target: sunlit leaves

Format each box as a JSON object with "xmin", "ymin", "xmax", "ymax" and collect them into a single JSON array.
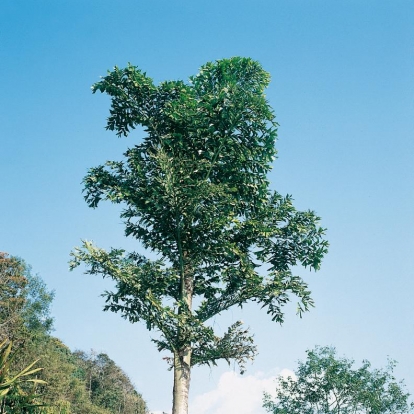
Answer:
[
  {"xmin": 263, "ymin": 346, "xmax": 414, "ymax": 414},
  {"xmin": 72, "ymin": 57, "xmax": 328, "ymax": 374},
  {"xmin": 191, "ymin": 321, "xmax": 257, "ymax": 374}
]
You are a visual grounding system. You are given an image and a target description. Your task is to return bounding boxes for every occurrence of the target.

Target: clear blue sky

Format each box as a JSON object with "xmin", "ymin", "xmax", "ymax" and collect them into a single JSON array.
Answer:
[{"xmin": 1, "ymin": 1, "xmax": 413, "ymax": 412}]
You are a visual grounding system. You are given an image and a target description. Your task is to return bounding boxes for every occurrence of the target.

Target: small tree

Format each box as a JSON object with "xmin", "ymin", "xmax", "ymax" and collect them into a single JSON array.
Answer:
[
  {"xmin": 263, "ymin": 346, "xmax": 414, "ymax": 414},
  {"xmin": 0, "ymin": 340, "xmax": 46, "ymax": 413},
  {"xmin": 70, "ymin": 57, "xmax": 328, "ymax": 414}
]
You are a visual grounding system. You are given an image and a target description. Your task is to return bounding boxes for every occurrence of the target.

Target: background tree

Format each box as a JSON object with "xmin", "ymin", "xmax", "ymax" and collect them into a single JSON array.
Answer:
[
  {"xmin": 0, "ymin": 253, "xmax": 54, "ymax": 346},
  {"xmin": 0, "ymin": 253, "xmax": 28, "ymax": 343},
  {"xmin": 70, "ymin": 56, "xmax": 329, "ymax": 414},
  {"xmin": 263, "ymin": 346, "xmax": 414, "ymax": 414}
]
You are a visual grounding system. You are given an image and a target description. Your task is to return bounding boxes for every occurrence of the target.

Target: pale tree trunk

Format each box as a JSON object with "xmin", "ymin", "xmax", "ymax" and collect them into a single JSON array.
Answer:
[
  {"xmin": 172, "ymin": 244, "xmax": 193, "ymax": 414},
  {"xmin": 172, "ymin": 347, "xmax": 192, "ymax": 414}
]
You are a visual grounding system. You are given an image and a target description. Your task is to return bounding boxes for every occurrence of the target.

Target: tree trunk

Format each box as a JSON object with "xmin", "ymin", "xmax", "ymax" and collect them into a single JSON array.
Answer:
[
  {"xmin": 173, "ymin": 245, "xmax": 193, "ymax": 414},
  {"xmin": 172, "ymin": 347, "xmax": 192, "ymax": 414}
]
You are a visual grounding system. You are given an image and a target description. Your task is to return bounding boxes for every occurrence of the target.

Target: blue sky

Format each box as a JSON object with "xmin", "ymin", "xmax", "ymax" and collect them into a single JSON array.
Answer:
[{"xmin": 1, "ymin": 1, "xmax": 413, "ymax": 412}]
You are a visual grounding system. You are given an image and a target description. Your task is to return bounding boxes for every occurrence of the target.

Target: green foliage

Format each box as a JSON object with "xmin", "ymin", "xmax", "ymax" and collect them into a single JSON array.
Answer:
[
  {"xmin": 0, "ymin": 339, "xmax": 46, "ymax": 413},
  {"xmin": 72, "ymin": 350, "xmax": 148, "ymax": 414},
  {"xmin": 0, "ymin": 253, "xmax": 148, "ymax": 414},
  {"xmin": 70, "ymin": 57, "xmax": 328, "ymax": 377},
  {"xmin": 12, "ymin": 314, "xmax": 148, "ymax": 414},
  {"xmin": 0, "ymin": 253, "xmax": 54, "ymax": 346},
  {"xmin": 263, "ymin": 346, "xmax": 414, "ymax": 414},
  {"xmin": 0, "ymin": 253, "xmax": 28, "ymax": 343},
  {"xmin": 21, "ymin": 269, "xmax": 54, "ymax": 337}
]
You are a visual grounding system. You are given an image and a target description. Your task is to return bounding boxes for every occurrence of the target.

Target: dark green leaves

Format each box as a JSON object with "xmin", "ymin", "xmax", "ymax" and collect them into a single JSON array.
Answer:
[
  {"xmin": 73, "ymin": 57, "xmax": 328, "ymax": 373},
  {"xmin": 92, "ymin": 64, "xmax": 157, "ymax": 136},
  {"xmin": 191, "ymin": 321, "xmax": 257, "ymax": 374}
]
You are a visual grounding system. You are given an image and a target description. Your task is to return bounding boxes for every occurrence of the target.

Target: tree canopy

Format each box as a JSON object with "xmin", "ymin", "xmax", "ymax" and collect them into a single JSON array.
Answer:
[
  {"xmin": 0, "ymin": 252, "xmax": 54, "ymax": 345},
  {"xmin": 263, "ymin": 346, "xmax": 414, "ymax": 414},
  {"xmin": 70, "ymin": 56, "xmax": 328, "ymax": 413}
]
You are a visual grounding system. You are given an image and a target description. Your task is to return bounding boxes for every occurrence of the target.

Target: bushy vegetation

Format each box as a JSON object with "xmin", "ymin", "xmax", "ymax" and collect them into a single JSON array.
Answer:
[
  {"xmin": 263, "ymin": 346, "xmax": 413, "ymax": 414},
  {"xmin": 0, "ymin": 252, "xmax": 148, "ymax": 414}
]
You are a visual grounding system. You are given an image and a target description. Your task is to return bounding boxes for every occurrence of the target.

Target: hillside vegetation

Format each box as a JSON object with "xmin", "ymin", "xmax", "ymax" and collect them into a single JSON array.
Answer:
[{"xmin": 0, "ymin": 252, "xmax": 148, "ymax": 414}]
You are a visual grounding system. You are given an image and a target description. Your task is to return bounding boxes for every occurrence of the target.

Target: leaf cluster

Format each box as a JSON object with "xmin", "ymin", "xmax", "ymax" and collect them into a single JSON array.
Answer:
[{"xmin": 0, "ymin": 339, "xmax": 46, "ymax": 413}]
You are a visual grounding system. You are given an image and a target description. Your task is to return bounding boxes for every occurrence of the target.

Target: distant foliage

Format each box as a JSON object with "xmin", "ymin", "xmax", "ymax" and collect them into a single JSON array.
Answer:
[
  {"xmin": 0, "ymin": 252, "xmax": 54, "ymax": 345},
  {"xmin": 263, "ymin": 346, "xmax": 414, "ymax": 414},
  {"xmin": 0, "ymin": 253, "xmax": 28, "ymax": 343},
  {"xmin": 73, "ymin": 350, "xmax": 148, "ymax": 414},
  {"xmin": 0, "ymin": 253, "xmax": 148, "ymax": 414},
  {"xmin": 0, "ymin": 339, "xmax": 46, "ymax": 413}
]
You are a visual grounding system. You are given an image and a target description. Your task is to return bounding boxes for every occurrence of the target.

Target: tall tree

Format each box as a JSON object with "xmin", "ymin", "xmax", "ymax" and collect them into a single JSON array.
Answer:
[
  {"xmin": 70, "ymin": 57, "xmax": 328, "ymax": 414},
  {"xmin": 263, "ymin": 346, "xmax": 414, "ymax": 414}
]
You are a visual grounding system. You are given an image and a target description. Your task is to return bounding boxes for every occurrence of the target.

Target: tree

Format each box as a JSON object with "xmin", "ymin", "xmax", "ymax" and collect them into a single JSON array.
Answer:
[
  {"xmin": 0, "ymin": 253, "xmax": 27, "ymax": 343},
  {"xmin": 263, "ymin": 346, "xmax": 414, "ymax": 414},
  {"xmin": 70, "ymin": 57, "xmax": 329, "ymax": 414},
  {"xmin": 0, "ymin": 253, "xmax": 54, "ymax": 346},
  {"xmin": 20, "ymin": 270, "xmax": 54, "ymax": 339}
]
